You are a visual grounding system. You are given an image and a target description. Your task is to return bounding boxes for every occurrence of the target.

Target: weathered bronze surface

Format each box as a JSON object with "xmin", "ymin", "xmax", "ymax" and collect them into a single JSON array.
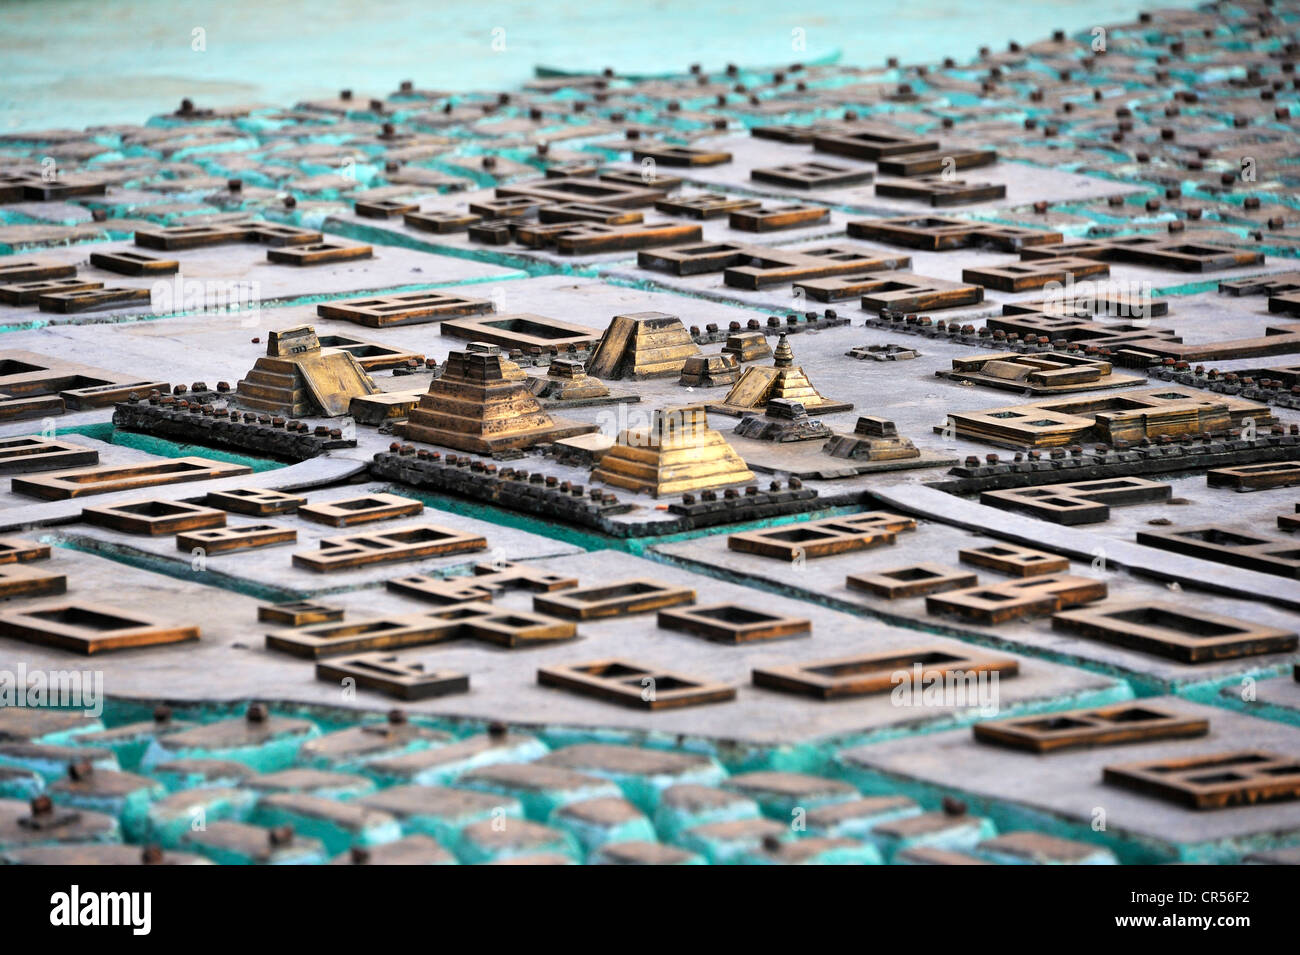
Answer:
[
  {"xmin": 527, "ymin": 359, "xmax": 614, "ymax": 403},
  {"xmin": 316, "ymin": 654, "xmax": 469, "ymax": 700},
  {"xmin": 269, "ymin": 602, "xmax": 573, "ymax": 656},
  {"xmin": 653, "ymin": 195, "xmax": 759, "ymax": 218},
  {"xmin": 0, "ymin": 279, "xmax": 103, "ymax": 306},
  {"xmin": 822, "ymin": 415, "xmax": 921, "ymax": 461},
  {"xmin": 82, "ymin": 499, "xmax": 228, "ymax": 535},
  {"xmin": 291, "ymin": 523, "xmax": 488, "ymax": 572},
  {"xmin": 1136, "ymin": 525, "xmax": 1300, "ymax": 580},
  {"xmin": 388, "ymin": 562, "xmax": 577, "ymax": 604},
  {"xmin": 37, "ymin": 287, "xmax": 153, "ymax": 313},
  {"xmin": 728, "ymin": 203, "xmax": 830, "ymax": 232},
  {"xmin": 235, "ymin": 325, "xmax": 379, "ymax": 417},
  {"xmin": 711, "ymin": 335, "xmax": 852, "ymax": 415},
  {"xmin": 398, "ymin": 343, "xmax": 598, "ymax": 453},
  {"xmin": 875, "ymin": 177, "xmax": 1005, "ymax": 206},
  {"xmin": 1053, "ymin": 600, "xmax": 1297, "ymax": 663},
  {"xmin": 89, "ymin": 250, "xmax": 179, "ymax": 276},
  {"xmin": 848, "ymin": 216, "xmax": 1062, "ymax": 251},
  {"xmin": 176, "ymin": 524, "xmax": 297, "ymax": 554},
  {"xmin": 439, "ymin": 313, "xmax": 601, "ymax": 350},
  {"xmin": 723, "ymin": 246, "xmax": 903, "ymax": 290},
  {"xmin": 813, "ymin": 127, "xmax": 939, "ymax": 159},
  {"xmin": 729, "ymin": 511, "xmax": 915, "ymax": 560},
  {"xmin": 753, "ymin": 647, "xmax": 1018, "ymax": 700},
  {"xmin": 937, "ymin": 352, "xmax": 1141, "ymax": 394},
  {"xmin": 298, "ymin": 493, "xmax": 424, "ymax": 527},
  {"xmin": 0, "ymin": 351, "xmax": 166, "ymax": 421},
  {"xmin": 0, "ymin": 603, "xmax": 199, "ymax": 654},
  {"xmin": 497, "ymin": 176, "xmax": 664, "ymax": 208},
  {"xmin": 0, "ymin": 261, "xmax": 77, "ymax": 283},
  {"xmin": 657, "ymin": 603, "xmax": 810, "ymax": 643},
  {"xmin": 538, "ymin": 659, "xmax": 736, "ymax": 710},
  {"xmin": 962, "ymin": 256, "xmax": 1110, "ymax": 293},
  {"xmin": 591, "ymin": 406, "xmax": 754, "ymax": 497},
  {"xmin": 974, "ymin": 704, "xmax": 1210, "ymax": 753},
  {"xmin": 0, "ymin": 537, "xmax": 50, "ymax": 564},
  {"xmin": 586, "ymin": 312, "xmax": 700, "ymax": 380},
  {"xmin": 206, "ymin": 488, "xmax": 306, "ymax": 516},
  {"xmin": 258, "ymin": 601, "xmax": 344, "ymax": 627},
  {"xmin": 751, "ymin": 161, "xmax": 873, "ymax": 189},
  {"xmin": 846, "ymin": 563, "xmax": 977, "ymax": 599},
  {"xmin": 958, "ymin": 544, "xmax": 1069, "ymax": 577},
  {"xmin": 1207, "ymin": 462, "xmax": 1300, "ymax": 492},
  {"xmin": 317, "ymin": 291, "xmax": 493, "ymax": 328},
  {"xmin": 926, "ymin": 575, "xmax": 1107, "ymax": 624},
  {"xmin": 0, "ymin": 436, "xmax": 98, "ymax": 474},
  {"xmin": 856, "ymin": 272, "xmax": 984, "ymax": 312},
  {"xmin": 0, "ymin": 563, "xmax": 67, "ymax": 600},
  {"xmin": 939, "ymin": 388, "xmax": 1273, "ymax": 448},
  {"xmin": 533, "ymin": 579, "xmax": 695, "ymax": 619},
  {"xmin": 13, "ymin": 457, "xmax": 250, "ymax": 500},
  {"xmin": 1103, "ymin": 752, "xmax": 1300, "ymax": 810},
  {"xmin": 266, "ymin": 242, "xmax": 374, "ymax": 266},
  {"xmin": 981, "ymin": 476, "xmax": 1171, "ymax": 525},
  {"xmin": 631, "ymin": 145, "xmax": 732, "ymax": 167},
  {"xmin": 876, "ymin": 148, "xmax": 996, "ymax": 178}
]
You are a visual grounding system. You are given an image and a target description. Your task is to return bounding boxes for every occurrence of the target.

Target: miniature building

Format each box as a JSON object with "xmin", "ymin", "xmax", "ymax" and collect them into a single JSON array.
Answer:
[
  {"xmin": 823, "ymin": 416, "xmax": 921, "ymax": 460},
  {"xmin": 586, "ymin": 311, "xmax": 702, "ymax": 380},
  {"xmin": 348, "ymin": 389, "xmax": 425, "ymax": 425},
  {"xmin": 937, "ymin": 352, "xmax": 1141, "ymax": 394},
  {"xmin": 734, "ymin": 398, "xmax": 834, "ymax": 442},
  {"xmin": 714, "ymin": 334, "xmax": 852, "ymax": 415},
  {"xmin": 721, "ymin": 331, "xmax": 773, "ymax": 363},
  {"xmin": 940, "ymin": 388, "xmax": 1275, "ymax": 448},
  {"xmin": 527, "ymin": 359, "xmax": 611, "ymax": 402},
  {"xmin": 550, "ymin": 432, "xmax": 616, "ymax": 468},
  {"xmin": 0, "ymin": 350, "xmax": 167, "ymax": 422},
  {"xmin": 235, "ymin": 325, "xmax": 378, "ymax": 417},
  {"xmin": 591, "ymin": 405, "xmax": 754, "ymax": 497},
  {"xmin": 845, "ymin": 343, "xmax": 919, "ymax": 362},
  {"xmin": 679, "ymin": 353, "xmax": 740, "ymax": 387},
  {"xmin": 398, "ymin": 343, "xmax": 598, "ymax": 453}
]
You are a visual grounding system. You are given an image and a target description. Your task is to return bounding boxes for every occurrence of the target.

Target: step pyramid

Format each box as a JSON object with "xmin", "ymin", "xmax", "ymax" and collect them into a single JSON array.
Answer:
[
  {"xmin": 591, "ymin": 404, "xmax": 754, "ymax": 497},
  {"xmin": 398, "ymin": 343, "xmax": 598, "ymax": 453},
  {"xmin": 235, "ymin": 325, "xmax": 377, "ymax": 417},
  {"xmin": 527, "ymin": 358, "xmax": 611, "ymax": 402},
  {"xmin": 823, "ymin": 415, "xmax": 920, "ymax": 460},
  {"xmin": 711, "ymin": 333, "xmax": 852, "ymax": 415},
  {"xmin": 585, "ymin": 311, "xmax": 701, "ymax": 380}
]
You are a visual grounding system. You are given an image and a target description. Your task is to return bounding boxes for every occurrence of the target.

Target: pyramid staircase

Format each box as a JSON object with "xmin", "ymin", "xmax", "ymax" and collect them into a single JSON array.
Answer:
[
  {"xmin": 591, "ymin": 405, "xmax": 754, "ymax": 497},
  {"xmin": 711, "ymin": 334, "xmax": 852, "ymax": 415},
  {"xmin": 586, "ymin": 311, "xmax": 701, "ymax": 380},
  {"xmin": 398, "ymin": 343, "xmax": 597, "ymax": 453},
  {"xmin": 235, "ymin": 325, "xmax": 377, "ymax": 417}
]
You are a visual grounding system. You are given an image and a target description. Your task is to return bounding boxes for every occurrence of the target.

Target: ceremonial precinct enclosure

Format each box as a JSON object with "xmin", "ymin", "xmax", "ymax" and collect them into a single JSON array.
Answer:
[{"xmin": 3, "ymin": 0, "xmax": 1300, "ymax": 875}]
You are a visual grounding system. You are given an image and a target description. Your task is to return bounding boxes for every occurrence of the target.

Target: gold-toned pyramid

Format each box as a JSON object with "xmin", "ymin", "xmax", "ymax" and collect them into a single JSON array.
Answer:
[
  {"xmin": 710, "ymin": 334, "xmax": 852, "ymax": 416},
  {"xmin": 235, "ymin": 325, "xmax": 378, "ymax": 417},
  {"xmin": 586, "ymin": 311, "xmax": 701, "ymax": 380},
  {"xmin": 527, "ymin": 358, "xmax": 612, "ymax": 402},
  {"xmin": 591, "ymin": 404, "xmax": 754, "ymax": 497},
  {"xmin": 398, "ymin": 343, "xmax": 598, "ymax": 453}
]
